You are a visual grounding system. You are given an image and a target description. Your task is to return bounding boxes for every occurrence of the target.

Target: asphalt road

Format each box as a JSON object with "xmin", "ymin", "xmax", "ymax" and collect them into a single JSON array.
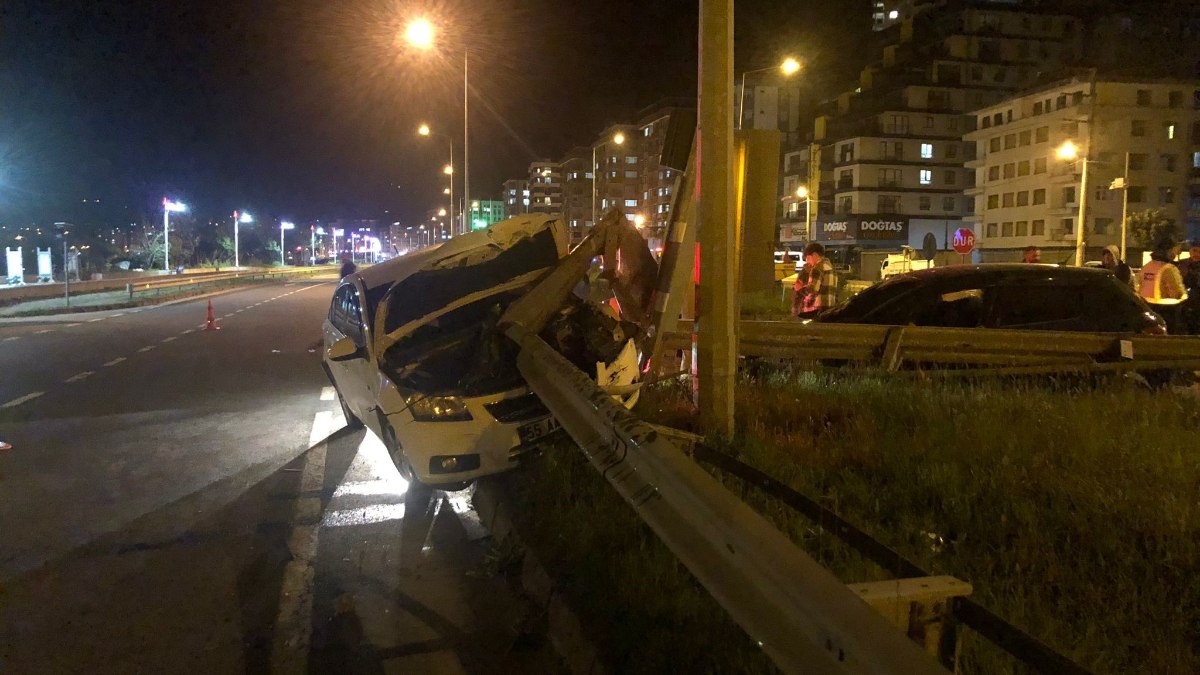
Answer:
[{"xmin": 0, "ymin": 281, "xmax": 553, "ymax": 674}]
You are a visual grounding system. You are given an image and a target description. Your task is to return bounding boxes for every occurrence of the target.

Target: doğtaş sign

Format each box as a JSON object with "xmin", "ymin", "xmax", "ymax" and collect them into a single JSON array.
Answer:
[
  {"xmin": 821, "ymin": 219, "xmax": 852, "ymax": 240},
  {"xmin": 856, "ymin": 217, "xmax": 908, "ymax": 240}
]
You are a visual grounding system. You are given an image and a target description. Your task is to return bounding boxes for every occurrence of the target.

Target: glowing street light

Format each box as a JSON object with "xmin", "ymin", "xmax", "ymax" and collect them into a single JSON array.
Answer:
[
  {"xmin": 633, "ymin": 214, "xmax": 646, "ymax": 228},
  {"xmin": 419, "ymin": 123, "xmax": 456, "ymax": 235},
  {"xmin": 1055, "ymin": 140, "xmax": 1089, "ymax": 266},
  {"xmin": 738, "ymin": 56, "xmax": 802, "ymax": 130},
  {"xmin": 233, "ymin": 210, "xmax": 253, "ymax": 269},
  {"xmin": 162, "ymin": 198, "xmax": 187, "ymax": 272},
  {"xmin": 279, "ymin": 221, "xmax": 295, "ymax": 266},
  {"xmin": 406, "ymin": 19, "xmax": 470, "ymax": 240},
  {"xmin": 795, "ymin": 186, "xmax": 812, "ymax": 241}
]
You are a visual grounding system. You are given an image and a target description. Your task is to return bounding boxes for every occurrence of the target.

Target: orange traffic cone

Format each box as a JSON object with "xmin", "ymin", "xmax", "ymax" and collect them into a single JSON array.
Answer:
[{"xmin": 204, "ymin": 299, "xmax": 219, "ymax": 331}]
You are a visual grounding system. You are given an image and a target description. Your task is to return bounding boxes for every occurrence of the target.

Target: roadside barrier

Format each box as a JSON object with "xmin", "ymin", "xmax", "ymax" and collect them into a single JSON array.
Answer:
[
  {"xmin": 504, "ymin": 323, "xmax": 945, "ymax": 674},
  {"xmin": 662, "ymin": 320, "xmax": 1200, "ymax": 375}
]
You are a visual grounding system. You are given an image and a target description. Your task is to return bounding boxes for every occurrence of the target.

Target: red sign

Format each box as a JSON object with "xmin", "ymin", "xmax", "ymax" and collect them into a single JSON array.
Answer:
[{"xmin": 952, "ymin": 228, "xmax": 976, "ymax": 255}]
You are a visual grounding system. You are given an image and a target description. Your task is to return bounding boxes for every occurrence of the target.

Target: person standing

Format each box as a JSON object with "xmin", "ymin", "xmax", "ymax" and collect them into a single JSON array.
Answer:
[
  {"xmin": 1022, "ymin": 246, "xmax": 1041, "ymax": 263},
  {"xmin": 1100, "ymin": 245, "xmax": 1134, "ymax": 287},
  {"xmin": 1176, "ymin": 241, "xmax": 1200, "ymax": 333},
  {"xmin": 793, "ymin": 242, "xmax": 837, "ymax": 318},
  {"xmin": 1139, "ymin": 242, "xmax": 1187, "ymax": 333},
  {"xmin": 339, "ymin": 254, "xmax": 357, "ymax": 279}
]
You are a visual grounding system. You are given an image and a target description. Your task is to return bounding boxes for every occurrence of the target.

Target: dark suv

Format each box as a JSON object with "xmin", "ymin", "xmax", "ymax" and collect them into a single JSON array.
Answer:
[{"xmin": 818, "ymin": 264, "xmax": 1166, "ymax": 334}]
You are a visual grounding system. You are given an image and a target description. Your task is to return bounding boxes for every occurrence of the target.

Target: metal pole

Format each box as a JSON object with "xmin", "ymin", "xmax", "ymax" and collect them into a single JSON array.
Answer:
[
  {"xmin": 280, "ymin": 226, "xmax": 285, "ymax": 266},
  {"xmin": 462, "ymin": 51, "xmax": 470, "ymax": 239},
  {"xmin": 591, "ymin": 145, "xmax": 597, "ymax": 225},
  {"xmin": 697, "ymin": 0, "xmax": 737, "ymax": 435},
  {"xmin": 310, "ymin": 226, "xmax": 315, "ymax": 265},
  {"xmin": 63, "ymin": 240, "xmax": 70, "ymax": 307},
  {"xmin": 737, "ymin": 71, "xmax": 747, "ymax": 131},
  {"xmin": 1075, "ymin": 72, "xmax": 1097, "ymax": 267},
  {"xmin": 163, "ymin": 208, "xmax": 170, "ymax": 272},
  {"xmin": 804, "ymin": 195, "xmax": 812, "ymax": 244},
  {"xmin": 234, "ymin": 214, "xmax": 240, "ymax": 269},
  {"xmin": 448, "ymin": 138, "xmax": 455, "ymax": 235},
  {"xmin": 1120, "ymin": 151, "xmax": 1130, "ymax": 262}
]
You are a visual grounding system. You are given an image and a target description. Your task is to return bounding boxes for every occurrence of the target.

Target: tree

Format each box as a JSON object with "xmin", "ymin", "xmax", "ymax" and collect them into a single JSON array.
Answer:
[{"xmin": 1127, "ymin": 208, "xmax": 1182, "ymax": 250}]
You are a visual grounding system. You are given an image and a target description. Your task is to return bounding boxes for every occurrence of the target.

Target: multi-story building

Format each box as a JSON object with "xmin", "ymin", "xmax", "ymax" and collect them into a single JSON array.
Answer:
[
  {"xmin": 502, "ymin": 179, "xmax": 528, "ymax": 216},
  {"xmin": 965, "ymin": 76, "xmax": 1200, "ymax": 262},
  {"xmin": 635, "ymin": 102, "xmax": 691, "ymax": 241},
  {"xmin": 560, "ymin": 147, "xmax": 592, "ymax": 244},
  {"xmin": 466, "ymin": 199, "xmax": 506, "ymax": 230},
  {"xmin": 785, "ymin": 1, "xmax": 1085, "ymax": 262},
  {"xmin": 526, "ymin": 160, "xmax": 562, "ymax": 215},
  {"xmin": 592, "ymin": 123, "xmax": 640, "ymax": 224}
]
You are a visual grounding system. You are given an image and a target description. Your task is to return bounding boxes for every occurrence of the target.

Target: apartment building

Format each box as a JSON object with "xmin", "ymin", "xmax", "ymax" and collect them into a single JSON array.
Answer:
[
  {"xmin": 502, "ymin": 179, "xmax": 528, "ymax": 216},
  {"xmin": 592, "ymin": 123, "xmax": 640, "ymax": 224},
  {"xmin": 526, "ymin": 160, "xmax": 562, "ymax": 215},
  {"xmin": 559, "ymin": 147, "xmax": 591, "ymax": 244},
  {"xmin": 784, "ymin": 1, "xmax": 1084, "ymax": 260},
  {"xmin": 965, "ymin": 77, "xmax": 1200, "ymax": 262}
]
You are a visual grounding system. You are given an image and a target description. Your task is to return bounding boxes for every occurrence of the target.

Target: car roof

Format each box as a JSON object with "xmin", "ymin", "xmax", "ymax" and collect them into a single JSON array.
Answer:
[{"xmin": 877, "ymin": 263, "xmax": 1115, "ymax": 287}]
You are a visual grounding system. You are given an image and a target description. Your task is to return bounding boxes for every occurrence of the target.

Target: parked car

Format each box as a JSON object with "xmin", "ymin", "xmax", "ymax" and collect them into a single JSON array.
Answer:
[
  {"xmin": 323, "ymin": 213, "xmax": 640, "ymax": 489},
  {"xmin": 816, "ymin": 264, "xmax": 1166, "ymax": 334}
]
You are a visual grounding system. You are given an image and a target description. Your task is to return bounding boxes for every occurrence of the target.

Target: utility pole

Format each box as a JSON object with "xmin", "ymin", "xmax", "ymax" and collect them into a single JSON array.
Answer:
[
  {"xmin": 696, "ymin": 0, "xmax": 737, "ymax": 435},
  {"xmin": 1075, "ymin": 72, "xmax": 1097, "ymax": 267}
]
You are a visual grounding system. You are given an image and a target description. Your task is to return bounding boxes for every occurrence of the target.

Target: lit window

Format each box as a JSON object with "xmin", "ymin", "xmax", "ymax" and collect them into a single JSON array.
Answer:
[
  {"xmin": 919, "ymin": 169, "xmax": 933, "ymax": 184},
  {"xmin": 624, "ymin": 199, "xmax": 638, "ymax": 207},
  {"xmin": 921, "ymin": 143, "xmax": 934, "ymax": 158}
]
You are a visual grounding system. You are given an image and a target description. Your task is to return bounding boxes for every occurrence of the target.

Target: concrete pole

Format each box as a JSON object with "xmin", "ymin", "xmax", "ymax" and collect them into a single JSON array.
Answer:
[
  {"xmin": 1120, "ymin": 151, "xmax": 1130, "ymax": 262},
  {"xmin": 462, "ymin": 52, "xmax": 470, "ymax": 236},
  {"xmin": 1074, "ymin": 155, "xmax": 1089, "ymax": 266},
  {"xmin": 696, "ymin": 0, "xmax": 737, "ymax": 435}
]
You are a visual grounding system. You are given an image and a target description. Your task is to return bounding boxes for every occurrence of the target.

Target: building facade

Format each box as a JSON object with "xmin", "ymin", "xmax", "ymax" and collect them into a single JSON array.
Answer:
[
  {"xmin": 526, "ymin": 160, "xmax": 562, "ymax": 215},
  {"xmin": 783, "ymin": 1, "xmax": 1084, "ymax": 263},
  {"xmin": 560, "ymin": 147, "xmax": 591, "ymax": 244},
  {"xmin": 965, "ymin": 77, "xmax": 1200, "ymax": 262},
  {"xmin": 502, "ymin": 179, "xmax": 528, "ymax": 217}
]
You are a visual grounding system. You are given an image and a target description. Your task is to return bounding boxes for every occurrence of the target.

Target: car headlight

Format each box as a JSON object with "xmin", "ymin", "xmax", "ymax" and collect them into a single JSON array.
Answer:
[{"xmin": 406, "ymin": 395, "xmax": 473, "ymax": 422}]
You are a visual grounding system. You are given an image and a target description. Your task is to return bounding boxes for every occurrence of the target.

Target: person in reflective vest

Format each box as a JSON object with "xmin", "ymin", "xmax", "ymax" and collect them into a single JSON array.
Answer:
[{"xmin": 1138, "ymin": 243, "xmax": 1186, "ymax": 302}]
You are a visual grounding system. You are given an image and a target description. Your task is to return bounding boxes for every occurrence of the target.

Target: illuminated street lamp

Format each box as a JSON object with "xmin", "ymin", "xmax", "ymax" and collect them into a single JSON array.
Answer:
[
  {"xmin": 1056, "ymin": 140, "xmax": 1089, "ymax": 266},
  {"xmin": 738, "ymin": 57, "xmax": 802, "ymax": 130},
  {"xmin": 633, "ymin": 214, "xmax": 646, "ymax": 228},
  {"xmin": 279, "ymin": 221, "xmax": 295, "ymax": 266},
  {"xmin": 419, "ymin": 123, "xmax": 455, "ymax": 236},
  {"xmin": 233, "ymin": 210, "xmax": 253, "ymax": 269},
  {"xmin": 592, "ymin": 131, "xmax": 627, "ymax": 224},
  {"xmin": 162, "ymin": 198, "xmax": 187, "ymax": 272},
  {"xmin": 406, "ymin": 18, "xmax": 470, "ymax": 241},
  {"xmin": 795, "ymin": 186, "xmax": 812, "ymax": 242}
]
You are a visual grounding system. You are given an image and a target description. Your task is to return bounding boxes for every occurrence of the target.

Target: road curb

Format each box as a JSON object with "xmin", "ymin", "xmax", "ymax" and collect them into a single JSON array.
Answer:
[{"xmin": 472, "ymin": 476, "xmax": 607, "ymax": 675}]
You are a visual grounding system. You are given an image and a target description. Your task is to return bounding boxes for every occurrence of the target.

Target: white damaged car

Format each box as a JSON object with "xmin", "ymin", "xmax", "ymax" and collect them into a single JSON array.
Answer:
[{"xmin": 322, "ymin": 214, "xmax": 641, "ymax": 488}]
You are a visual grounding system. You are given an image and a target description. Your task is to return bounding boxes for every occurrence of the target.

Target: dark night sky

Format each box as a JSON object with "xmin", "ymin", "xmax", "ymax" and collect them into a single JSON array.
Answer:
[{"xmin": 0, "ymin": 0, "xmax": 869, "ymax": 229}]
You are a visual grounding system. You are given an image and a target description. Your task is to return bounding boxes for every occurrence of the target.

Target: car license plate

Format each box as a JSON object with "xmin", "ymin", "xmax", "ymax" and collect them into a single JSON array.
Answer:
[{"xmin": 517, "ymin": 416, "xmax": 561, "ymax": 444}]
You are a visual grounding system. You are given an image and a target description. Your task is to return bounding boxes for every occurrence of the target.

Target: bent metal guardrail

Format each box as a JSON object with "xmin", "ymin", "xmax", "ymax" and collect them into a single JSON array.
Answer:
[{"xmin": 503, "ymin": 323, "xmax": 944, "ymax": 675}]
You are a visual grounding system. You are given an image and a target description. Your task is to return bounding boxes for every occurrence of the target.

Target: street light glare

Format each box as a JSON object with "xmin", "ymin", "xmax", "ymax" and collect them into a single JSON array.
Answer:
[
  {"xmin": 795, "ymin": 186, "xmax": 809, "ymax": 198},
  {"xmin": 418, "ymin": 124, "xmax": 431, "ymax": 136},
  {"xmin": 781, "ymin": 57, "xmax": 802, "ymax": 75},
  {"xmin": 613, "ymin": 132, "xmax": 625, "ymax": 145},
  {"xmin": 438, "ymin": 208, "xmax": 447, "ymax": 216},
  {"xmin": 405, "ymin": 18, "xmax": 435, "ymax": 50},
  {"xmin": 443, "ymin": 164, "xmax": 454, "ymax": 175},
  {"xmin": 1056, "ymin": 140, "xmax": 1079, "ymax": 161}
]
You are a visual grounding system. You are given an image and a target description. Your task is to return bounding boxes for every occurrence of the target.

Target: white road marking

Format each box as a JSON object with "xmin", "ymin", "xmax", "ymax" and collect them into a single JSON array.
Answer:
[
  {"xmin": 103, "ymin": 357, "xmax": 126, "ymax": 367},
  {"xmin": 180, "ymin": 328, "xmax": 195, "ymax": 335},
  {"xmin": 161, "ymin": 336, "xmax": 177, "ymax": 343},
  {"xmin": 65, "ymin": 323, "xmax": 81, "ymax": 327},
  {"xmin": 320, "ymin": 386, "xmax": 336, "ymax": 401},
  {"xmin": 1, "ymin": 392, "xmax": 44, "ymax": 408},
  {"xmin": 270, "ymin": 409, "xmax": 332, "ymax": 674},
  {"xmin": 2, "ymin": 336, "xmax": 18, "ymax": 342},
  {"xmin": 112, "ymin": 313, "xmax": 125, "ymax": 317},
  {"xmin": 137, "ymin": 345, "xmax": 156, "ymax": 353},
  {"xmin": 87, "ymin": 318, "xmax": 104, "ymax": 323},
  {"xmin": 34, "ymin": 329, "xmax": 55, "ymax": 335},
  {"xmin": 64, "ymin": 371, "xmax": 94, "ymax": 383}
]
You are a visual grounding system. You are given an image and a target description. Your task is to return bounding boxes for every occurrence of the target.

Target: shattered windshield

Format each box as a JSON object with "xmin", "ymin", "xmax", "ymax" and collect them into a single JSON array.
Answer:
[{"xmin": 377, "ymin": 228, "xmax": 560, "ymax": 396}]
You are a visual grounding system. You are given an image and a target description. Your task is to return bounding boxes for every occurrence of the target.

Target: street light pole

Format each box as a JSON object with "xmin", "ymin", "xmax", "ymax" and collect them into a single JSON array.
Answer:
[
  {"xmin": 1120, "ymin": 151, "xmax": 1130, "ymax": 262},
  {"xmin": 162, "ymin": 198, "xmax": 187, "ymax": 273},
  {"xmin": 463, "ymin": 52, "xmax": 470, "ymax": 236},
  {"xmin": 280, "ymin": 221, "xmax": 295, "ymax": 266},
  {"xmin": 737, "ymin": 57, "xmax": 800, "ymax": 131}
]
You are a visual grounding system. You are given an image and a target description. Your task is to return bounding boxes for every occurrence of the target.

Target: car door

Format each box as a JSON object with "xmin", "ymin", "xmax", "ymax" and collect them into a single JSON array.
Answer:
[
  {"xmin": 325, "ymin": 282, "xmax": 380, "ymax": 429},
  {"xmin": 984, "ymin": 281, "xmax": 1090, "ymax": 331}
]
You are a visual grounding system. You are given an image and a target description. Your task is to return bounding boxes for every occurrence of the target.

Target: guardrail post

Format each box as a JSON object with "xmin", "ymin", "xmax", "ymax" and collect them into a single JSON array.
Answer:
[
  {"xmin": 848, "ymin": 576, "xmax": 971, "ymax": 672},
  {"xmin": 126, "ymin": 283, "xmax": 133, "ymax": 299}
]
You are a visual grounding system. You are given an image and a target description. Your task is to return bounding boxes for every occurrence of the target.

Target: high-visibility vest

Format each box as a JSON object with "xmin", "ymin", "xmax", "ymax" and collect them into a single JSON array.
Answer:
[{"xmin": 1139, "ymin": 260, "xmax": 1167, "ymax": 301}]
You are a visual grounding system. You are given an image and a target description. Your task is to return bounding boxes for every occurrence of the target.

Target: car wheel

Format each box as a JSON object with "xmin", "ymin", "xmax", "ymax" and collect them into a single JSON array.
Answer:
[
  {"xmin": 336, "ymin": 388, "xmax": 364, "ymax": 430},
  {"xmin": 381, "ymin": 424, "xmax": 420, "ymax": 485}
]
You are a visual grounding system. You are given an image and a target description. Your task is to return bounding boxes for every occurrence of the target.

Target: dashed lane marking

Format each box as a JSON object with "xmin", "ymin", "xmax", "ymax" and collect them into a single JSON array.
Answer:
[
  {"xmin": 161, "ymin": 336, "xmax": 177, "ymax": 343},
  {"xmin": 180, "ymin": 328, "xmax": 195, "ymax": 335},
  {"xmin": 112, "ymin": 313, "xmax": 125, "ymax": 317},
  {"xmin": 64, "ymin": 371, "xmax": 95, "ymax": 383},
  {"xmin": 1, "ymin": 392, "xmax": 44, "ymax": 408},
  {"xmin": 2, "ymin": 336, "xmax": 18, "ymax": 342},
  {"xmin": 34, "ymin": 329, "xmax": 55, "ymax": 335},
  {"xmin": 137, "ymin": 345, "xmax": 156, "ymax": 353},
  {"xmin": 103, "ymin": 357, "xmax": 126, "ymax": 367},
  {"xmin": 87, "ymin": 318, "xmax": 105, "ymax": 323},
  {"xmin": 65, "ymin": 323, "xmax": 82, "ymax": 328}
]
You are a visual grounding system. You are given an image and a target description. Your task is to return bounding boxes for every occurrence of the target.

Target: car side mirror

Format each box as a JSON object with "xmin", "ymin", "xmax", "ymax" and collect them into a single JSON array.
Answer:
[{"xmin": 327, "ymin": 336, "xmax": 364, "ymax": 362}]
